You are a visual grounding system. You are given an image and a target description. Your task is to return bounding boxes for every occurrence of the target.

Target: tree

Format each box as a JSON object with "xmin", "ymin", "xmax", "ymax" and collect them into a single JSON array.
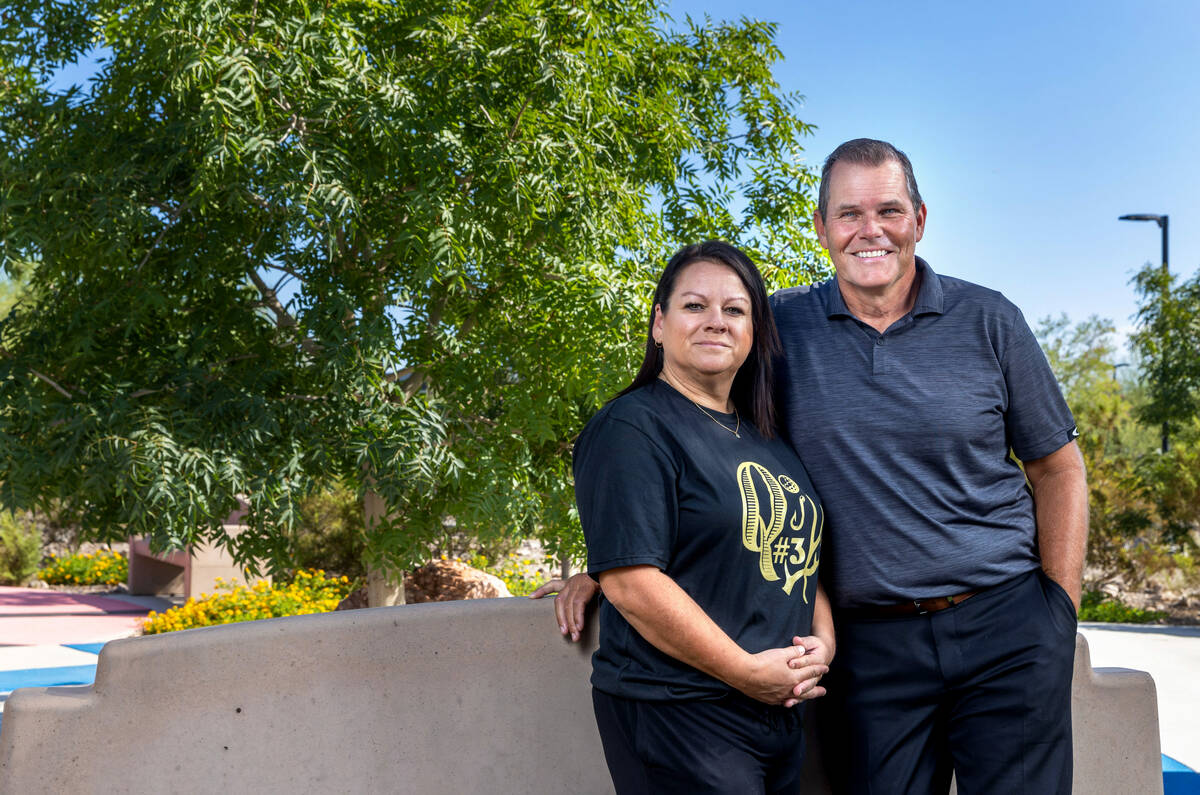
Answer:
[
  {"xmin": 1134, "ymin": 425, "xmax": 1200, "ymax": 552},
  {"xmin": 0, "ymin": 0, "xmax": 826, "ymax": 595},
  {"xmin": 1036, "ymin": 315, "xmax": 1152, "ymax": 581},
  {"xmin": 1038, "ymin": 314, "xmax": 1199, "ymax": 586},
  {"xmin": 1131, "ymin": 263, "xmax": 1200, "ymax": 437}
]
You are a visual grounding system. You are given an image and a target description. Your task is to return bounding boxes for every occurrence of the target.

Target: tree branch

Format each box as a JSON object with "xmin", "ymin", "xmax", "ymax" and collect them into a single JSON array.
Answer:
[
  {"xmin": 401, "ymin": 368, "xmax": 427, "ymax": 398},
  {"xmin": 30, "ymin": 367, "xmax": 72, "ymax": 398},
  {"xmin": 0, "ymin": 348, "xmax": 74, "ymax": 398},
  {"xmin": 247, "ymin": 269, "xmax": 299, "ymax": 329},
  {"xmin": 261, "ymin": 261, "xmax": 307, "ymax": 283},
  {"xmin": 507, "ymin": 95, "xmax": 532, "ymax": 142},
  {"xmin": 247, "ymin": 270, "xmax": 325, "ymax": 355}
]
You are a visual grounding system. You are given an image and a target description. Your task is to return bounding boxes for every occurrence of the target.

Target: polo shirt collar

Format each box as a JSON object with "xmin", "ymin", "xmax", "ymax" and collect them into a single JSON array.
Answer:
[
  {"xmin": 824, "ymin": 256, "xmax": 944, "ymax": 319},
  {"xmin": 910, "ymin": 257, "xmax": 944, "ymax": 316}
]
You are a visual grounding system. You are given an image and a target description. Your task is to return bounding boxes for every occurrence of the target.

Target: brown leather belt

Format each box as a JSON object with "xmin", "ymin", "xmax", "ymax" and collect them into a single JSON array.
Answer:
[{"xmin": 840, "ymin": 590, "xmax": 979, "ymax": 619}]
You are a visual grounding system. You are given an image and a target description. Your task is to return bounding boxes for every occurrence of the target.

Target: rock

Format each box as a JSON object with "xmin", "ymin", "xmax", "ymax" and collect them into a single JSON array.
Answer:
[
  {"xmin": 404, "ymin": 560, "xmax": 511, "ymax": 603},
  {"xmin": 333, "ymin": 560, "xmax": 511, "ymax": 609},
  {"xmin": 335, "ymin": 587, "xmax": 369, "ymax": 611}
]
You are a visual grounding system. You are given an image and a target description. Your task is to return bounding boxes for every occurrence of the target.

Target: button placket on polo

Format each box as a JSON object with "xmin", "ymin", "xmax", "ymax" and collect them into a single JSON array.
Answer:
[
  {"xmin": 871, "ymin": 314, "xmax": 918, "ymax": 376},
  {"xmin": 872, "ymin": 333, "xmax": 887, "ymax": 375}
]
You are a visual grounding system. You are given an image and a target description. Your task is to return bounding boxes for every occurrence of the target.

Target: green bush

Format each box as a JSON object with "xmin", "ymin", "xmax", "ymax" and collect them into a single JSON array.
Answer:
[
  {"xmin": 0, "ymin": 511, "xmax": 41, "ymax": 585},
  {"xmin": 292, "ymin": 486, "xmax": 365, "ymax": 580},
  {"xmin": 39, "ymin": 548, "xmax": 128, "ymax": 586},
  {"xmin": 466, "ymin": 552, "xmax": 555, "ymax": 597},
  {"xmin": 1077, "ymin": 590, "xmax": 1166, "ymax": 624},
  {"xmin": 290, "ymin": 485, "xmax": 558, "ymax": 593}
]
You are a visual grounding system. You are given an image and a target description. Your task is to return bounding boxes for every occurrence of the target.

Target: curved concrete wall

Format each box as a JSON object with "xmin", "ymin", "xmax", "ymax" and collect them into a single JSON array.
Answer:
[{"xmin": 0, "ymin": 599, "xmax": 1162, "ymax": 794}]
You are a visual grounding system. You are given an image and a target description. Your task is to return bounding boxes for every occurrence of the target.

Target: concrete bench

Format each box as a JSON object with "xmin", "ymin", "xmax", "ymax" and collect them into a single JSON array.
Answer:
[{"xmin": 0, "ymin": 599, "xmax": 1163, "ymax": 794}]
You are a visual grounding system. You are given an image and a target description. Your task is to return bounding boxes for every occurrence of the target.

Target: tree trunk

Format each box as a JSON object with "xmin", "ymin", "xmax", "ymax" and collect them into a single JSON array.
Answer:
[{"xmin": 364, "ymin": 490, "xmax": 406, "ymax": 606}]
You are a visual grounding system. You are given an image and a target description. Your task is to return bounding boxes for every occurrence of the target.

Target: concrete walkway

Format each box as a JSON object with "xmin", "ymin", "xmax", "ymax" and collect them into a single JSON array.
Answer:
[
  {"xmin": 0, "ymin": 586, "xmax": 174, "ymax": 719},
  {"xmin": 1, "ymin": 586, "xmax": 1196, "ymax": 790}
]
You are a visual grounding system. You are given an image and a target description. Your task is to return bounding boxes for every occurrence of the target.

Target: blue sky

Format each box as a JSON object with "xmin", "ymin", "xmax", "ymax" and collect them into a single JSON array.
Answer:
[{"xmin": 669, "ymin": 0, "xmax": 1200, "ymax": 350}]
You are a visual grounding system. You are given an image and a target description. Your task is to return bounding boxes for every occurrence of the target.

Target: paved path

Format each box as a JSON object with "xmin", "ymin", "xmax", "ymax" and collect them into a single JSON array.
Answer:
[{"xmin": 0, "ymin": 586, "xmax": 173, "ymax": 718}]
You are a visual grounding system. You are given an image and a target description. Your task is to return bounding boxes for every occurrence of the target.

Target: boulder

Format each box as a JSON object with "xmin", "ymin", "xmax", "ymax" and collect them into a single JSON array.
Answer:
[
  {"xmin": 334, "ymin": 560, "xmax": 510, "ymax": 609},
  {"xmin": 334, "ymin": 586, "xmax": 369, "ymax": 611},
  {"xmin": 405, "ymin": 560, "xmax": 511, "ymax": 603}
]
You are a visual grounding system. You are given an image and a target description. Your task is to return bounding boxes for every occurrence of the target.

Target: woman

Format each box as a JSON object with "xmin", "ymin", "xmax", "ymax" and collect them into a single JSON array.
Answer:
[{"xmin": 535, "ymin": 241, "xmax": 834, "ymax": 794}]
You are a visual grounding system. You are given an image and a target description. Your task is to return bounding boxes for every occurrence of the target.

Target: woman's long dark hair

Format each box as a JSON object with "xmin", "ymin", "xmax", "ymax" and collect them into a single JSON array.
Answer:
[{"xmin": 616, "ymin": 241, "xmax": 783, "ymax": 438}]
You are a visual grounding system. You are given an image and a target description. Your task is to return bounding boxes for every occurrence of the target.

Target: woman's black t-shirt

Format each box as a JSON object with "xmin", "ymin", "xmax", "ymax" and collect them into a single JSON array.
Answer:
[{"xmin": 575, "ymin": 380, "xmax": 823, "ymax": 701}]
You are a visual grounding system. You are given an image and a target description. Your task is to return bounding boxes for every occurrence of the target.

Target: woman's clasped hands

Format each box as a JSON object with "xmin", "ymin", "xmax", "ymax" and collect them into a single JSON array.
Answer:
[
  {"xmin": 740, "ymin": 641, "xmax": 830, "ymax": 707},
  {"xmin": 531, "ymin": 573, "xmax": 832, "ymax": 706}
]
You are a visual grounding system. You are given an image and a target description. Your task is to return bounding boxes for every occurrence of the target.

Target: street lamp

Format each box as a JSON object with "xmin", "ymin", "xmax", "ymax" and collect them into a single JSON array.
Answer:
[{"xmin": 1119, "ymin": 213, "xmax": 1169, "ymax": 453}]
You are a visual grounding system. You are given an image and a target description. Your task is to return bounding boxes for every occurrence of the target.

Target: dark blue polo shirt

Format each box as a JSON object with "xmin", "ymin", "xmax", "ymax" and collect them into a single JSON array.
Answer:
[{"xmin": 770, "ymin": 258, "xmax": 1077, "ymax": 609}]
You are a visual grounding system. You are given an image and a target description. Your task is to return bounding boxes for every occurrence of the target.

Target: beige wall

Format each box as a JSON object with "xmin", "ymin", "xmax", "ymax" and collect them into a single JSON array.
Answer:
[
  {"xmin": 127, "ymin": 527, "xmax": 268, "ymax": 600},
  {"xmin": 0, "ymin": 599, "xmax": 1163, "ymax": 794}
]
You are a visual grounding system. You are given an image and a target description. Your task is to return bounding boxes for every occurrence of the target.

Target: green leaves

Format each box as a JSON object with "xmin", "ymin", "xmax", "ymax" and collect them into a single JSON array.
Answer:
[
  {"xmin": 1132, "ymin": 263, "xmax": 1200, "ymax": 433},
  {"xmin": 1038, "ymin": 314, "xmax": 1200, "ymax": 585},
  {"xmin": 1, "ymin": 0, "xmax": 825, "ymax": 573}
]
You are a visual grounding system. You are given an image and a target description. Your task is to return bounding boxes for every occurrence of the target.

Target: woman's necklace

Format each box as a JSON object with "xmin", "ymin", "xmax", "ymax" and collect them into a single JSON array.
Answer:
[
  {"xmin": 656, "ymin": 373, "xmax": 741, "ymax": 438},
  {"xmin": 691, "ymin": 400, "xmax": 740, "ymax": 438}
]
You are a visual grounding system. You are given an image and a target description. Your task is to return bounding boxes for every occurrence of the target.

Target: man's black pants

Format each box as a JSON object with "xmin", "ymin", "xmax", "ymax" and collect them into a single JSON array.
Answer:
[
  {"xmin": 817, "ymin": 568, "xmax": 1077, "ymax": 794},
  {"xmin": 593, "ymin": 687, "xmax": 808, "ymax": 794}
]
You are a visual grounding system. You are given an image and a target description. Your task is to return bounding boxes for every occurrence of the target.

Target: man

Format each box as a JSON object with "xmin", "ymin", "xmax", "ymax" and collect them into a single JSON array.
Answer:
[{"xmin": 772, "ymin": 138, "xmax": 1087, "ymax": 793}]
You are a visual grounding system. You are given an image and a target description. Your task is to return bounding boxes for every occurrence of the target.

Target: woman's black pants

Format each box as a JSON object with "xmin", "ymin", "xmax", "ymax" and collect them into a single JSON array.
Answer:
[{"xmin": 593, "ymin": 687, "xmax": 808, "ymax": 794}]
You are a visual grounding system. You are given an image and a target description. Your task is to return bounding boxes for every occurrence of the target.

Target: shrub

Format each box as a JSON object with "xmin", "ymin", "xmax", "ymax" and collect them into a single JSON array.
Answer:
[
  {"xmin": 466, "ymin": 552, "xmax": 555, "ymax": 597},
  {"xmin": 0, "ymin": 511, "xmax": 41, "ymax": 585},
  {"xmin": 292, "ymin": 486, "xmax": 365, "ymax": 580},
  {"xmin": 141, "ymin": 569, "xmax": 355, "ymax": 635},
  {"xmin": 39, "ymin": 548, "xmax": 128, "ymax": 586},
  {"xmin": 1077, "ymin": 590, "xmax": 1166, "ymax": 624}
]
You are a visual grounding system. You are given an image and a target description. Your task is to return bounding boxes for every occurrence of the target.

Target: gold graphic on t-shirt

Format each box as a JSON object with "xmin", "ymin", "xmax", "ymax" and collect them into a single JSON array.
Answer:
[{"xmin": 737, "ymin": 462, "xmax": 822, "ymax": 599}]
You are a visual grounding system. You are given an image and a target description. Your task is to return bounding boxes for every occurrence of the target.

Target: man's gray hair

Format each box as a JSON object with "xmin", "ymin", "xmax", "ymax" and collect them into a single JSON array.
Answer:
[{"xmin": 817, "ymin": 138, "xmax": 923, "ymax": 222}]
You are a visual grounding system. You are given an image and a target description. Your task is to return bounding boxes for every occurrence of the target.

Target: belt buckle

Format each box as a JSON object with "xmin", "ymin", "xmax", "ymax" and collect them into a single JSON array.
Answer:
[{"xmin": 913, "ymin": 599, "xmax": 928, "ymax": 616}]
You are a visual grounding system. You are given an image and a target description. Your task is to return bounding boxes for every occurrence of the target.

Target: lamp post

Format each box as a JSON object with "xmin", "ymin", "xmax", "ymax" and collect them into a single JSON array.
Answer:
[{"xmin": 1119, "ymin": 213, "xmax": 1169, "ymax": 453}]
